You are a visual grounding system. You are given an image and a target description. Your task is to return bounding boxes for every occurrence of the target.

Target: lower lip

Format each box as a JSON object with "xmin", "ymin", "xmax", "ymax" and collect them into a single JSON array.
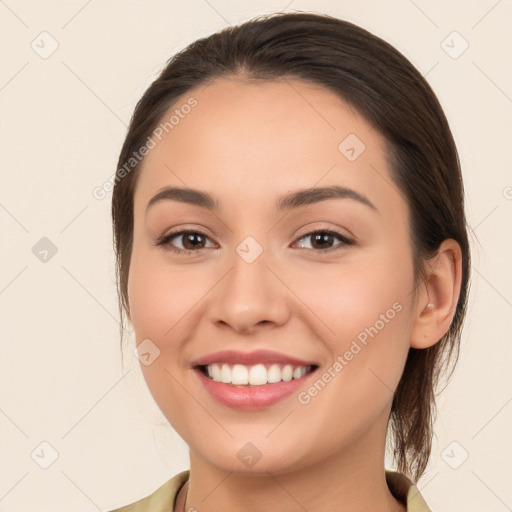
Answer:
[{"xmin": 195, "ymin": 368, "xmax": 317, "ymax": 410}]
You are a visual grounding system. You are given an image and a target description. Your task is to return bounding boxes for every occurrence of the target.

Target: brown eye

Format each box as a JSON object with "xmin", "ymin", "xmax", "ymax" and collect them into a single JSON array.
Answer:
[
  {"xmin": 180, "ymin": 232, "xmax": 207, "ymax": 250},
  {"xmin": 295, "ymin": 230, "xmax": 354, "ymax": 251},
  {"xmin": 156, "ymin": 230, "xmax": 215, "ymax": 254}
]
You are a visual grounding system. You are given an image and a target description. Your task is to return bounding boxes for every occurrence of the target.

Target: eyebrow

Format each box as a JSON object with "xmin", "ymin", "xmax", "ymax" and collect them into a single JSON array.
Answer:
[{"xmin": 145, "ymin": 185, "xmax": 377, "ymax": 214}]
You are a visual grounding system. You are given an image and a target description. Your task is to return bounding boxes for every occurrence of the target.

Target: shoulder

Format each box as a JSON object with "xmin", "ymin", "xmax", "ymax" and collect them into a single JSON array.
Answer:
[
  {"xmin": 107, "ymin": 470, "xmax": 190, "ymax": 512},
  {"xmin": 385, "ymin": 469, "xmax": 432, "ymax": 512}
]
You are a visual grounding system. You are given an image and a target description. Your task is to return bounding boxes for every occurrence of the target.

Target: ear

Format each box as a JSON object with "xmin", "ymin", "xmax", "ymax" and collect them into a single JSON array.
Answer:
[{"xmin": 410, "ymin": 239, "xmax": 463, "ymax": 349}]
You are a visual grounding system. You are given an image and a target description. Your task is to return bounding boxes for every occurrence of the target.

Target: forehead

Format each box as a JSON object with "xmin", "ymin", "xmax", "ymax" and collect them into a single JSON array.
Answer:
[{"xmin": 133, "ymin": 77, "xmax": 403, "ymax": 218}]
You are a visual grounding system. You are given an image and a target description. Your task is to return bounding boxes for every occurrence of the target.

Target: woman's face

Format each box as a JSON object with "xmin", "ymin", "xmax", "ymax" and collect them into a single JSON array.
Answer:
[{"xmin": 128, "ymin": 77, "xmax": 419, "ymax": 474}]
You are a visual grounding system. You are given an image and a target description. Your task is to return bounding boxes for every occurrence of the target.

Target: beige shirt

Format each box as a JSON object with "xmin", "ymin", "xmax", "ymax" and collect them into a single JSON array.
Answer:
[{"xmin": 108, "ymin": 469, "xmax": 432, "ymax": 511}]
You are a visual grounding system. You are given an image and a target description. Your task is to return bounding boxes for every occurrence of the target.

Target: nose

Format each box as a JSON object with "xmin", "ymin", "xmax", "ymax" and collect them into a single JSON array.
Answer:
[{"xmin": 207, "ymin": 245, "xmax": 291, "ymax": 335}]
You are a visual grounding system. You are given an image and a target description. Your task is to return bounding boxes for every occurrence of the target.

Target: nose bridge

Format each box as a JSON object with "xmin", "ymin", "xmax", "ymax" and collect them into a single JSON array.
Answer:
[{"xmin": 208, "ymin": 233, "xmax": 289, "ymax": 332}]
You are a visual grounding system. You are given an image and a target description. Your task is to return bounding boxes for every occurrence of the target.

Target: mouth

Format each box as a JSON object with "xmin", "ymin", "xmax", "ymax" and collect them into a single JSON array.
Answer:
[
  {"xmin": 190, "ymin": 349, "xmax": 320, "ymax": 409},
  {"xmin": 194, "ymin": 362, "xmax": 319, "ymax": 409},
  {"xmin": 196, "ymin": 362, "xmax": 319, "ymax": 387},
  {"xmin": 196, "ymin": 363, "xmax": 318, "ymax": 387}
]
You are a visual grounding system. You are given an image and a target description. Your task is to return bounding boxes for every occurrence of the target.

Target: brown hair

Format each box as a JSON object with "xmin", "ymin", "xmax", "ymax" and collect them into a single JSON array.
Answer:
[{"xmin": 111, "ymin": 11, "xmax": 470, "ymax": 483}]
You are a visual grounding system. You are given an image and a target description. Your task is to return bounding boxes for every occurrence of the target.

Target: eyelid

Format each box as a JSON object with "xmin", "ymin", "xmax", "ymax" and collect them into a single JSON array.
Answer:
[
  {"xmin": 155, "ymin": 225, "xmax": 356, "ymax": 255},
  {"xmin": 155, "ymin": 227, "xmax": 217, "ymax": 253},
  {"xmin": 292, "ymin": 229, "xmax": 355, "ymax": 251},
  {"xmin": 294, "ymin": 223, "xmax": 356, "ymax": 242}
]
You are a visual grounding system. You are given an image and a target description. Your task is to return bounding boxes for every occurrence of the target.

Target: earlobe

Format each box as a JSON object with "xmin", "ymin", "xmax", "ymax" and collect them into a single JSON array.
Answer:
[{"xmin": 410, "ymin": 239, "xmax": 463, "ymax": 349}]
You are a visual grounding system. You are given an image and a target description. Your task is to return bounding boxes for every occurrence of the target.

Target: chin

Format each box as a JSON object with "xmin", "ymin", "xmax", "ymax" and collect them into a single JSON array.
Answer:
[{"xmin": 193, "ymin": 436, "xmax": 310, "ymax": 476}]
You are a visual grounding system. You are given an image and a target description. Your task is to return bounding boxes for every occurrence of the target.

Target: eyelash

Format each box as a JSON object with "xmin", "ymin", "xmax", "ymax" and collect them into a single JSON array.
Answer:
[{"xmin": 155, "ymin": 228, "xmax": 355, "ymax": 255}]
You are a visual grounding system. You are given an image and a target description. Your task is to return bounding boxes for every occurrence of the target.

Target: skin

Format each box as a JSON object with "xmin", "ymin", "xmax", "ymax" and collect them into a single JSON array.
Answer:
[{"xmin": 127, "ymin": 77, "xmax": 462, "ymax": 512}]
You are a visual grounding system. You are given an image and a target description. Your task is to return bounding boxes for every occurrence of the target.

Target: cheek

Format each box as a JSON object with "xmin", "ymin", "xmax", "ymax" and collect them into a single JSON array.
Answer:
[
  {"xmin": 128, "ymin": 245, "xmax": 204, "ymax": 339},
  {"xmin": 127, "ymin": 247, "xmax": 213, "ymax": 405},
  {"xmin": 127, "ymin": 256, "xmax": 198, "ymax": 436},
  {"xmin": 290, "ymin": 249, "xmax": 413, "ymax": 407},
  {"xmin": 293, "ymin": 249, "xmax": 413, "ymax": 342}
]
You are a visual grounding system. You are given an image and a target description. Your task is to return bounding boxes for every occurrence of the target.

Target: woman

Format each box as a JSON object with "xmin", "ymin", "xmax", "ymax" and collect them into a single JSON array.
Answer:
[{"xmin": 108, "ymin": 11, "xmax": 469, "ymax": 512}]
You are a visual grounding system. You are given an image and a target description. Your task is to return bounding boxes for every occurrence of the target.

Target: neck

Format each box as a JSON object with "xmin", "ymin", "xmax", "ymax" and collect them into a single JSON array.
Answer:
[{"xmin": 176, "ymin": 414, "xmax": 406, "ymax": 512}]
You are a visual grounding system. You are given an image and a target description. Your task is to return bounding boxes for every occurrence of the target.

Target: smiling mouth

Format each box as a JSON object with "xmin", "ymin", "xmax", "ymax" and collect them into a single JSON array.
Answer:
[{"xmin": 196, "ymin": 363, "xmax": 318, "ymax": 387}]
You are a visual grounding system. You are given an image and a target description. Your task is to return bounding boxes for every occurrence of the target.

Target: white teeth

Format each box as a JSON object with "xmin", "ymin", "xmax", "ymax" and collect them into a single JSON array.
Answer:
[
  {"xmin": 293, "ymin": 366, "xmax": 307, "ymax": 379},
  {"xmin": 249, "ymin": 364, "xmax": 267, "ymax": 385},
  {"xmin": 220, "ymin": 363, "xmax": 230, "ymax": 383},
  {"xmin": 203, "ymin": 363, "xmax": 312, "ymax": 386},
  {"xmin": 267, "ymin": 364, "xmax": 281, "ymax": 383},
  {"xmin": 231, "ymin": 364, "xmax": 249, "ymax": 385},
  {"xmin": 281, "ymin": 364, "xmax": 293, "ymax": 382},
  {"xmin": 209, "ymin": 364, "xmax": 221, "ymax": 382}
]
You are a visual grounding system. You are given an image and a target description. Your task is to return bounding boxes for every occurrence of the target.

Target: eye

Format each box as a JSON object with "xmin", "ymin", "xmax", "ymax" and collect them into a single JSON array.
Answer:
[
  {"xmin": 155, "ymin": 230, "xmax": 216, "ymax": 254},
  {"xmin": 293, "ymin": 230, "xmax": 355, "ymax": 252},
  {"xmin": 155, "ymin": 228, "xmax": 355, "ymax": 255}
]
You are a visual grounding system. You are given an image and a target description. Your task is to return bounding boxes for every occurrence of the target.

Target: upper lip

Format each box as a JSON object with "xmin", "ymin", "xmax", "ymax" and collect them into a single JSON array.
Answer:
[{"xmin": 191, "ymin": 349, "xmax": 318, "ymax": 368}]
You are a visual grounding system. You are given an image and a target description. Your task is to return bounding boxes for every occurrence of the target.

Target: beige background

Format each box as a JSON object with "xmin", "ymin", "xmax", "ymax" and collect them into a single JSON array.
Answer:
[{"xmin": 1, "ymin": 1, "xmax": 511, "ymax": 511}]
